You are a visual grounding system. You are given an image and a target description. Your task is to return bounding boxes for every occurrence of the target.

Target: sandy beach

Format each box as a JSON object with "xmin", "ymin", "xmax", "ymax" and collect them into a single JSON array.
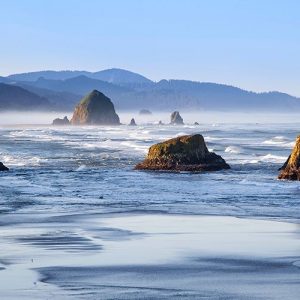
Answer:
[{"xmin": 0, "ymin": 213, "xmax": 299, "ymax": 299}]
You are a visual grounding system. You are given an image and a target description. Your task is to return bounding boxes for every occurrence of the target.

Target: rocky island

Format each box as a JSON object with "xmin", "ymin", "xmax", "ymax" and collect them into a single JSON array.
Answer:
[
  {"xmin": 135, "ymin": 134, "xmax": 230, "ymax": 172},
  {"xmin": 0, "ymin": 162, "xmax": 9, "ymax": 171},
  {"xmin": 71, "ymin": 90, "xmax": 120, "ymax": 125},
  {"xmin": 170, "ymin": 111, "xmax": 184, "ymax": 125},
  {"xmin": 278, "ymin": 135, "xmax": 300, "ymax": 180},
  {"xmin": 129, "ymin": 118, "xmax": 137, "ymax": 126},
  {"xmin": 52, "ymin": 116, "xmax": 70, "ymax": 126}
]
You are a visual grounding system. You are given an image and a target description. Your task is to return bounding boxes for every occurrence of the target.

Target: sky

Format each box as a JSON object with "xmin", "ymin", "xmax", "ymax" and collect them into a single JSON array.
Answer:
[{"xmin": 1, "ymin": 0, "xmax": 300, "ymax": 96}]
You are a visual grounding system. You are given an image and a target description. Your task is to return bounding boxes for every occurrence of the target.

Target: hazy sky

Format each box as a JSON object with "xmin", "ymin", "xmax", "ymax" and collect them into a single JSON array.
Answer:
[{"xmin": 1, "ymin": 0, "xmax": 300, "ymax": 96}]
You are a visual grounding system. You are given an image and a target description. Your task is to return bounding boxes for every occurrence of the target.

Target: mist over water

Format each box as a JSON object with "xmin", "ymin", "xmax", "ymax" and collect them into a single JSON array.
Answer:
[{"xmin": 1, "ymin": 111, "xmax": 300, "ymax": 125}]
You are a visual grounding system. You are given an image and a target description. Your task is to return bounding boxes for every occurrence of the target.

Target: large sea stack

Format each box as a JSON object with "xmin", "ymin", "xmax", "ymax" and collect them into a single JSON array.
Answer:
[
  {"xmin": 71, "ymin": 90, "xmax": 120, "ymax": 125},
  {"xmin": 170, "ymin": 111, "xmax": 184, "ymax": 125},
  {"xmin": 278, "ymin": 135, "xmax": 300, "ymax": 180},
  {"xmin": 135, "ymin": 134, "xmax": 230, "ymax": 172},
  {"xmin": 0, "ymin": 162, "xmax": 9, "ymax": 171}
]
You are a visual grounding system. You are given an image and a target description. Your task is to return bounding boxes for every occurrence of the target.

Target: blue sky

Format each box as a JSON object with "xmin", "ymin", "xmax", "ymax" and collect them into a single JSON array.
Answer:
[{"xmin": 1, "ymin": 0, "xmax": 300, "ymax": 96}]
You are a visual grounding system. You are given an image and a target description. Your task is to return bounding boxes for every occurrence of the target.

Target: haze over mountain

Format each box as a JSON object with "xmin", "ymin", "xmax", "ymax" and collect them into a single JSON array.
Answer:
[
  {"xmin": 8, "ymin": 68, "xmax": 153, "ymax": 86},
  {"xmin": 2, "ymin": 68, "xmax": 300, "ymax": 112},
  {"xmin": 0, "ymin": 83, "xmax": 50, "ymax": 111}
]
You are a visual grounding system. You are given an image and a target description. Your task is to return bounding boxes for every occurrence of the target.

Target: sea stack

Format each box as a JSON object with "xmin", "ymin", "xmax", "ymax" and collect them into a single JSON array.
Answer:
[
  {"xmin": 278, "ymin": 135, "xmax": 300, "ymax": 180},
  {"xmin": 71, "ymin": 90, "xmax": 120, "ymax": 125},
  {"xmin": 129, "ymin": 118, "xmax": 137, "ymax": 126},
  {"xmin": 0, "ymin": 162, "xmax": 9, "ymax": 171},
  {"xmin": 52, "ymin": 116, "xmax": 70, "ymax": 126},
  {"xmin": 135, "ymin": 134, "xmax": 230, "ymax": 172},
  {"xmin": 170, "ymin": 111, "xmax": 184, "ymax": 125}
]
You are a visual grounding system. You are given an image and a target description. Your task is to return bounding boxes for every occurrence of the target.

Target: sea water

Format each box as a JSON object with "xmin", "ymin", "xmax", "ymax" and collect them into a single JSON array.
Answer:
[{"xmin": 0, "ymin": 112, "xmax": 300, "ymax": 299}]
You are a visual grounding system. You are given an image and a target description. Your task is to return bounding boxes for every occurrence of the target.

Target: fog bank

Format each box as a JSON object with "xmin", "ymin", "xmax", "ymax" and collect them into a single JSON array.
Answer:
[{"xmin": 1, "ymin": 111, "xmax": 300, "ymax": 126}]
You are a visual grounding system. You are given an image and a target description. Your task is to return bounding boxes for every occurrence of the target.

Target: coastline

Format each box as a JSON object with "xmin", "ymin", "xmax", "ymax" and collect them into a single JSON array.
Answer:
[{"xmin": 0, "ymin": 213, "xmax": 299, "ymax": 299}]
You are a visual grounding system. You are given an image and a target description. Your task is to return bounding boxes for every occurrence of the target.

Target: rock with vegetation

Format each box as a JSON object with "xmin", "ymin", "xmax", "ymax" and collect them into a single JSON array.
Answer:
[
  {"xmin": 139, "ymin": 109, "xmax": 152, "ymax": 115},
  {"xmin": 135, "ymin": 134, "xmax": 230, "ymax": 172},
  {"xmin": 129, "ymin": 118, "xmax": 137, "ymax": 126},
  {"xmin": 0, "ymin": 162, "xmax": 9, "ymax": 171},
  {"xmin": 170, "ymin": 111, "xmax": 184, "ymax": 125},
  {"xmin": 52, "ymin": 116, "xmax": 70, "ymax": 126},
  {"xmin": 278, "ymin": 135, "xmax": 300, "ymax": 180},
  {"xmin": 71, "ymin": 90, "xmax": 120, "ymax": 125}
]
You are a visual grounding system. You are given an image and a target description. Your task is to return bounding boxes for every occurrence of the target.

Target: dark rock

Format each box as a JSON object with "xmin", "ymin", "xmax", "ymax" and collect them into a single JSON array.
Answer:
[
  {"xmin": 129, "ymin": 118, "xmax": 137, "ymax": 126},
  {"xmin": 71, "ymin": 90, "xmax": 120, "ymax": 125},
  {"xmin": 139, "ymin": 109, "xmax": 152, "ymax": 115},
  {"xmin": 194, "ymin": 122, "xmax": 199, "ymax": 125},
  {"xmin": 0, "ymin": 162, "xmax": 9, "ymax": 171},
  {"xmin": 278, "ymin": 135, "xmax": 300, "ymax": 180},
  {"xmin": 135, "ymin": 134, "xmax": 230, "ymax": 172},
  {"xmin": 158, "ymin": 120, "xmax": 164, "ymax": 125},
  {"xmin": 52, "ymin": 116, "xmax": 70, "ymax": 126},
  {"xmin": 170, "ymin": 111, "xmax": 184, "ymax": 125}
]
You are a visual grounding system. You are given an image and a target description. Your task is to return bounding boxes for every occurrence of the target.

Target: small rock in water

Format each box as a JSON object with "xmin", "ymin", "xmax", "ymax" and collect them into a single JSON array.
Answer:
[
  {"xmin": 158, "ymin": 120, "xmax": 164, "ymax": 125},
  {"xmin": 0, "ymin": 162, "xmax": 9, "ymax": 171},
  {"xmin": 129, "ymin": 118, "xmax": 137, "ymax": 126},
  {"xmin": 52, "ymin": 116, "xmax": 70, "ymax": 126},
  {"xmin": 194, "ymin": 122, "xmax": 199, "ymax": 125},
  {"xmin": 170, "ymin": 111, "xmax": 184, "ymax": 125}
]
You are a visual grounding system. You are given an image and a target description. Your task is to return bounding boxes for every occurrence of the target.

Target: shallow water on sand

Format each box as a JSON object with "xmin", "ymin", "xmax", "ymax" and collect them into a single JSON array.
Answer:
[{"xmin": 0, "ymin": 120, "xmax": 300, "ymax": 299}]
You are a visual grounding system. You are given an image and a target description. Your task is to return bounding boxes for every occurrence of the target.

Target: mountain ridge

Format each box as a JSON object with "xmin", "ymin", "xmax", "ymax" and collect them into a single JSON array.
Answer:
[
  {"xmin": 0, "ymin": 83, "xmax": 51, "ymax": 111},
  {"xmin": 2, "ymin": 68, "xmax": 300, "ymax": 112},
  {"xmin": 7, "ymin": 68, "xmax": 153, "ymax": 85}
]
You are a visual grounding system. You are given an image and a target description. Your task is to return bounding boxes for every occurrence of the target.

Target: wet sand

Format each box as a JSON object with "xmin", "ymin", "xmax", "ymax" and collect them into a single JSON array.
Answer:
[{"xmin": 0, "ymin": 214, "xmax": 299, "ymax": 299}]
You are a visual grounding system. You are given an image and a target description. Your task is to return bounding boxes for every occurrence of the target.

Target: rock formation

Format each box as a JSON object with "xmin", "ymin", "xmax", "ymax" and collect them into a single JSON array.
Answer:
[
  {"xmin": 135, "ymin": 134, "xmax": 230, "ymax": 172},
  {"xmin": 158, "ymin": 120, "xmax": 164, "ymax": 125},
  {"xmin": 129, "ymin": 118, "xmax": 137, "ymax": 126},
  {"xmin": 71, "ymin": 90, "xmax": 120, "ymax": 125},
  {"xmin": 0, "ymin": 162, "xmax": 9, "ymax": 171},
  {"xmin": 139, "ymin": 109, "xmax": 152, "ymax": 115},
  {"xmin": 170, "ymin": 111, "xmax": 184, "ymax": 125},
  {"xmin": 194, "ymin": 122, "xmax": 199, "ymax": 125},
  {"xmin": 278, "ymin": 135, "xmax": 300, "ymax": 180},
  {"xmin": 52, "ymin": 116, "xmax": 70, "ymax": 126}
]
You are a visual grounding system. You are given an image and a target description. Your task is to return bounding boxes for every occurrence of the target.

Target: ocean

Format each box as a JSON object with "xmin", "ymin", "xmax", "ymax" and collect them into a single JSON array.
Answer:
[{"xmin": 0, "ymin": 112, "xmax": 300, "ymax": 299}]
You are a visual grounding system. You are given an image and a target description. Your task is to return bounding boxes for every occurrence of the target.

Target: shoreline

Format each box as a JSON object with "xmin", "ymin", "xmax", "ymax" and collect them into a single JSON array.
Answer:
[{"xmin": 0, "ymin": 213, "xmax": 299, "ymax": 299}]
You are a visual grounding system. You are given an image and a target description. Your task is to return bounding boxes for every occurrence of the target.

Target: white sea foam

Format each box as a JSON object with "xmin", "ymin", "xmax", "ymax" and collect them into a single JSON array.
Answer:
[
  {"xmin": 75, "ymin": 165, "xmax": 86, "ymax": 171},
  {"xmin": 258, "ymin": 154, "xmax": 287, "ymax": 163},
  {"xmin": 242, "ymin": 154, "xmax": 286, "ymax": 164},
  {"xmin": 1, "ymin": 154, "xmax": 45, "ymax": 167},
  {"xmin": 175, "ymin": 132, "xmax": 189, "ymax": 137},
  {"xmin": 225, "ymin": 146, "xmax": 242, "ymax": 154},
  {"xmin": 120, "ymin": 141, "xmax": 148, "ymax": 153},
  {"xmin": 263, "ymin": 136, "xmax": 294, "ymax": 148},
  {"xmin": 204, "ymin": 136, "xmax": 222, "ymax": 142}
]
